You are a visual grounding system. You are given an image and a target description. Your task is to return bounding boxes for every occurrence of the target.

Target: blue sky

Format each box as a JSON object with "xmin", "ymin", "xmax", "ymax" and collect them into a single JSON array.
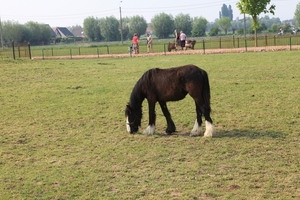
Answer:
[{"xmin": 0, "ymin": 0, "xmax": 298, "ymax": 27}]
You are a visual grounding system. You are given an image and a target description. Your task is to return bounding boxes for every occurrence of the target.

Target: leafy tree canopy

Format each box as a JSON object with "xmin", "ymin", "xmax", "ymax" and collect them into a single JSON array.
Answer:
[
  {"xmin": 83, "ymin": 17, "xmax": 102, "ymax": 41},
  {"xmin": 174, "ymin": 13, "xmax": 193, "ymax": 36},
  {"xmin": 191, "ymin": 17, "xmax": 208, "ymax": 37},
  {"xmin": 217, "ymin": 17, "xmax": 232, "ymax": 34},
  {"xmin": 294, "ymin": 2, "xmax": 300, "ymax": 28},
  {"xmin": 236, "ymin": 0, "xmax": 275, "ymax": 46},
  {"xmin": 99, "ymin": 16, "xmax": 120, "ymax": 41},
  {"xmin": 129, "ymin": 15, "xmax": 147, "ymax": 37},
  {"xmin": 150, "ymin": 13, "xmax": 174, "ymax": 38}
]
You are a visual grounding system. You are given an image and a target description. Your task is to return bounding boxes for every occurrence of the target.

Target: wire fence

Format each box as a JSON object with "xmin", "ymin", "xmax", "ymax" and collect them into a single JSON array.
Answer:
[{"xmin": 1, "ymin": 35, "xmax": 300, "ymax": 59}]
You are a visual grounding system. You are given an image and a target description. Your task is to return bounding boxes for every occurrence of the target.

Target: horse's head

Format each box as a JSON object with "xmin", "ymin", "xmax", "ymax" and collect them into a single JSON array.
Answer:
[{"xmin": 125, "ymin": 104, "xmax": 142, "ymax": 133}]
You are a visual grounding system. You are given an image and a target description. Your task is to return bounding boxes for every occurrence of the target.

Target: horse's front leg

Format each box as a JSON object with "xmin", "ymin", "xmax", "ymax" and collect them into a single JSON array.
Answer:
[
  {"xmin": 143, "ymin": 101, "xmax": 156, "ymax": 135},
  {"xmin": 159, "ymin": 101, "xmax": 176, "ymax": 134}
]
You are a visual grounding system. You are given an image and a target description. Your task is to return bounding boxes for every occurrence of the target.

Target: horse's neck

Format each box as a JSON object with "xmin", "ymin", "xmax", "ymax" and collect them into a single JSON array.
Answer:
[{"xmin": 129, "ymin": 87, "xmax": 144, "ymax": 110}]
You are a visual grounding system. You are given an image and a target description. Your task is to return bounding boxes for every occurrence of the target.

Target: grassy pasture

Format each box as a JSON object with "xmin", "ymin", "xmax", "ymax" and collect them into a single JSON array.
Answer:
[{"xmin": 0, "ymin": 52, "xmax": 300, "ymax": 199}]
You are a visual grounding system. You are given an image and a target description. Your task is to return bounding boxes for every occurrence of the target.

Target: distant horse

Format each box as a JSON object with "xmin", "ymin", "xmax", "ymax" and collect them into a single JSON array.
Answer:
[
  {"xmin": 168, "ymin": 42, "xmax": 177, "ymax": 52},
  {"xmin": 185, "ymin": 40, "xmax": 196, "ymax": 50},
  {"xmin": 125, "ymin": 64, "xmax": 216, "ymax": 137}
]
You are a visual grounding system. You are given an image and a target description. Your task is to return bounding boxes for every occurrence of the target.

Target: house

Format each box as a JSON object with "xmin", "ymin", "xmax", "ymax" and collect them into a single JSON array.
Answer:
[
  {"xmin": 71, "ymin": 27, "xmax": 85, "ymax": 38},
  {"xmin": 52, "ymin": 27, "xmax": 74, "ymax": 38}
]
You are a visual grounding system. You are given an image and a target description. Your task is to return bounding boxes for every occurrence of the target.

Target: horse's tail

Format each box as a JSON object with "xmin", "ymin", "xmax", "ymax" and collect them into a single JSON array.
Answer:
[{"xmin": 201, "ymin": 70, "xmax": 211, "ymax": 114}]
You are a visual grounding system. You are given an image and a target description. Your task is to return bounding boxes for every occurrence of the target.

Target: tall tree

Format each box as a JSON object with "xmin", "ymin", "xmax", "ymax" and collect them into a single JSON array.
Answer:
[
  {"xmin": 151, "ymin": 13, "xmax": 174, "ymax": 38},
  {"xmin": 128, "ymin": 15, "xmax": 147, "ymax": 37},
  {"xmin": 99, "ymin": 16, "xmax": 120, "ymax": 41},
  {"xmin": 218, "ymin": 17, "xmax": 231, "ymax": 34},
  {"xmin": 294, "ymin": 2, "xmax": 300, "ymax": 28},
  {"xmin": 83, "ymin": 17, "xmax": 102, "ymax": 41},
  {"xmin": 25, "ymin": 21, "xmax": 51, "ymax": 45},
  {"xmin": 236, "ymin": 0, "xmax": 275, "ymax": 46},
  {"xmin": 2, "ymin": 21, "xmax": 26, "ymax": 43},
  {"xmin": 221, "ymin": 4, "xmax": 229, "ymax": 19},
  {"xmin": 191, "ymin": 17, "xmax": 208, "ymax": 37},
  {"xmin": 174, "ymin": 13, "xmax": 193, "ymax": 36},
  {"xmin": 120, "ymin": 17, "xmax": 130, "ymax": 40},
  {"xmin": 220, "ymin": 4, "xmax": 233, "ymax": 21}
]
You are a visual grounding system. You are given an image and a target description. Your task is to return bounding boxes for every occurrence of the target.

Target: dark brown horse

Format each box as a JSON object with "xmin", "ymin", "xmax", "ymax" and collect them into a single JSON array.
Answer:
[{"xmin": 125, "ymin": 64, "xmax": 216, "ymax": 137}]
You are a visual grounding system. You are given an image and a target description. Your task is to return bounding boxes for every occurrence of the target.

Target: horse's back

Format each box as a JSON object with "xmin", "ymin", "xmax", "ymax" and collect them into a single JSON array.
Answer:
[{"xmin": 141, "ymin": 65, "xmax": 207, "ymax": 101}]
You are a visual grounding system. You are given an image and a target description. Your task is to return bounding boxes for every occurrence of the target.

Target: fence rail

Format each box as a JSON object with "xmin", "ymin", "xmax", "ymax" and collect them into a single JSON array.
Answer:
[{"xmin": 1, "ymin": 35, "xmax": 300, "ymax": 59}]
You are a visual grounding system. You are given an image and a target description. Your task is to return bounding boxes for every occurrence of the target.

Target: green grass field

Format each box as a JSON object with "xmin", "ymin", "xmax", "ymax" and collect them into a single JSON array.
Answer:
[{"xmin": 0, "ymin": 52, "xmax": 299, "ymax": 199}]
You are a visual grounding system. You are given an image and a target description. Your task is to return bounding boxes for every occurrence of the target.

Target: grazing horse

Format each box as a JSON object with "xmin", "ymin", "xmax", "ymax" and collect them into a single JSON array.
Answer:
[{"xmin": 125, "ymin": 64, "xmax": 216, "ymax": 137}]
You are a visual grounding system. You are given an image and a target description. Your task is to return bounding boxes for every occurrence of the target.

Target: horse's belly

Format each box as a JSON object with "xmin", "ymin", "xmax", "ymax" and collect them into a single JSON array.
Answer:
[{"xmin": 158, "ymin": 90, "xmax": 187, "ymax": 101}]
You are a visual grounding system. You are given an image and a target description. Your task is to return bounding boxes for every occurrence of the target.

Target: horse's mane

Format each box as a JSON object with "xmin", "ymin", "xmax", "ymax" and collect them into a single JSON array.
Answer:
[{"xmin": 128, "ymin": 68, "xmax": 158, "ymax": 113}]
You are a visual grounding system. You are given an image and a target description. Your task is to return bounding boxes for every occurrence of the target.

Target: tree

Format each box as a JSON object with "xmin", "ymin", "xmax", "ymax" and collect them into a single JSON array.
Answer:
[
  {"xmin": 282, "ymin": 22, "xmax": 292, "ymax": 33},
  {"xmin": 25, "ymin": 21, "xmax": 51, "ymax": 45},
  {"xmin": 220, "ymin": 4, "xmax": 233, "ymax": 21},
  {"xmin": 83, "ymin": 17, "xmax": 102, "ymax": 41},
  {"xmin": 221, "ymin": 4, "xmax": 229, "ymax": 19},
  {"xmin": 128, "ymin": 15, "xmax": 147, "ymax": 37},
  {"xmin": 99, "ymin": 16, "xmax": 120, "ymax": 41},
  {"xmin": 191, "ymin": 17, "xmax": 208, "ymax": 37},
  {"xmin": 236, "ymin": 0, "xmax": 275, "ymax": 46},
  {"xmin": 294, "ymin": 2, "xmax": 300, "ymax": 28},
  {"xmin": 120, "ymin": 17, "xmax": 130, "ymax": 40},
  {"xmin": 151, "ymin": 13, "xmax": 174, "ymax": 38},
  {"xmin": 269, "ymin": 24, "xmax": 281, "ymax": 33},
  {"xmin": 208, "ymin": 26, "xmax": 220, "ymax": 36},
  {"xmin": 218, "ymin": 17, "xmax": 231, "ymax": 34},
  {"xmin": 174, "ymin": 13, "xmax": 193, "ymax": 36},
  {"xmin": 2, "ymin": 21, "xmax": 27, "ymax": 43}
]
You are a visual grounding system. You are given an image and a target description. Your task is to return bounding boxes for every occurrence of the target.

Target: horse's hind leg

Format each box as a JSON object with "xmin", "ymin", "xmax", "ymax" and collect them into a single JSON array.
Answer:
[
  {"xmin": 190, "ymin": 100, "xmax": 216, "ymax": 137},
  {"xmin": 203, "ymin": 107, "xmax": 216, "ymax": 137},
  {"xmin": 159, "ymin": 102, "xmax": 176, "ymax": 134},
  {"xmin": 190, "ymin": 102, "xmax": 204, "ymax": 136}
]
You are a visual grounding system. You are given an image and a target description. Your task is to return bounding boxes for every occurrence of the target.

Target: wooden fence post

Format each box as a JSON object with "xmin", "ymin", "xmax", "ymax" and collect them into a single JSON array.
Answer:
[
  {"xmin": 28, "ymin": 43, "xmax": 32, "ymax": 59},
  {"xmin": 202, "ymin": 40, "xmax": 205, "ymax": 54},
  {"xmin": 12, "ymin": 41, "xmax": 15, "ymax": 60}
]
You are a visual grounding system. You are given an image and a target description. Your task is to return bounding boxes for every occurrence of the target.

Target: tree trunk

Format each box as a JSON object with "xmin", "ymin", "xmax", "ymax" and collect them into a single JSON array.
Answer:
[{"xmin": 255, "ymin": 29, "xmax": 258, "ymax": 47}]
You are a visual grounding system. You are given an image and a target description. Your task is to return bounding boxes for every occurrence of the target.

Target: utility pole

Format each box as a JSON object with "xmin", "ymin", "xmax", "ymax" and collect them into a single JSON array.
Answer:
[
  {"xmin": 0, "ymin": 16, "xmax": 4, "ymax": 50},
  {"xmin": 119, "ymin": 1, "xmax": 123, "ymax": 45}
]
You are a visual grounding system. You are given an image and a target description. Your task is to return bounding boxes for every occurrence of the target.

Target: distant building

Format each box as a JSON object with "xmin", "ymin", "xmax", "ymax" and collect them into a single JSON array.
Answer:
[
  {"xmin": 52, "ymin": 27, "xmax": 74, "ymax": 38},
  {"xmin": 71, "ymin": 27, "xmax": 85, "ymax": 38}
]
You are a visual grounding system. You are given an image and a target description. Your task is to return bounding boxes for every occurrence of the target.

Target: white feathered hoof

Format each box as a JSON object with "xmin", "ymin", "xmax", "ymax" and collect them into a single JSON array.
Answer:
[
  {"xmin": 204, "ymin": 121, "xmax": 216, "ymax": 137},
  {"xmin": 143, "ymin": 125, "xmax": 155, "ymax": 135},
  {"xmin": 190, "ymin": 119, "xmax": 203, "ymax": 137}
]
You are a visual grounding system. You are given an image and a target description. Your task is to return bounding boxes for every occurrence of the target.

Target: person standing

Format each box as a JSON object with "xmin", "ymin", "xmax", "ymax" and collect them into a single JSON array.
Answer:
[
  {"xmin": 180, "ymin": 31, "xmax": 186, "ymax": 50},
  {"xmin": 146, "ymin": 33, "xmax": 154, "ymax": 53},
  {"xmin": 132, "ymin": 33, "xmax": 139, "ymax": 54}
]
